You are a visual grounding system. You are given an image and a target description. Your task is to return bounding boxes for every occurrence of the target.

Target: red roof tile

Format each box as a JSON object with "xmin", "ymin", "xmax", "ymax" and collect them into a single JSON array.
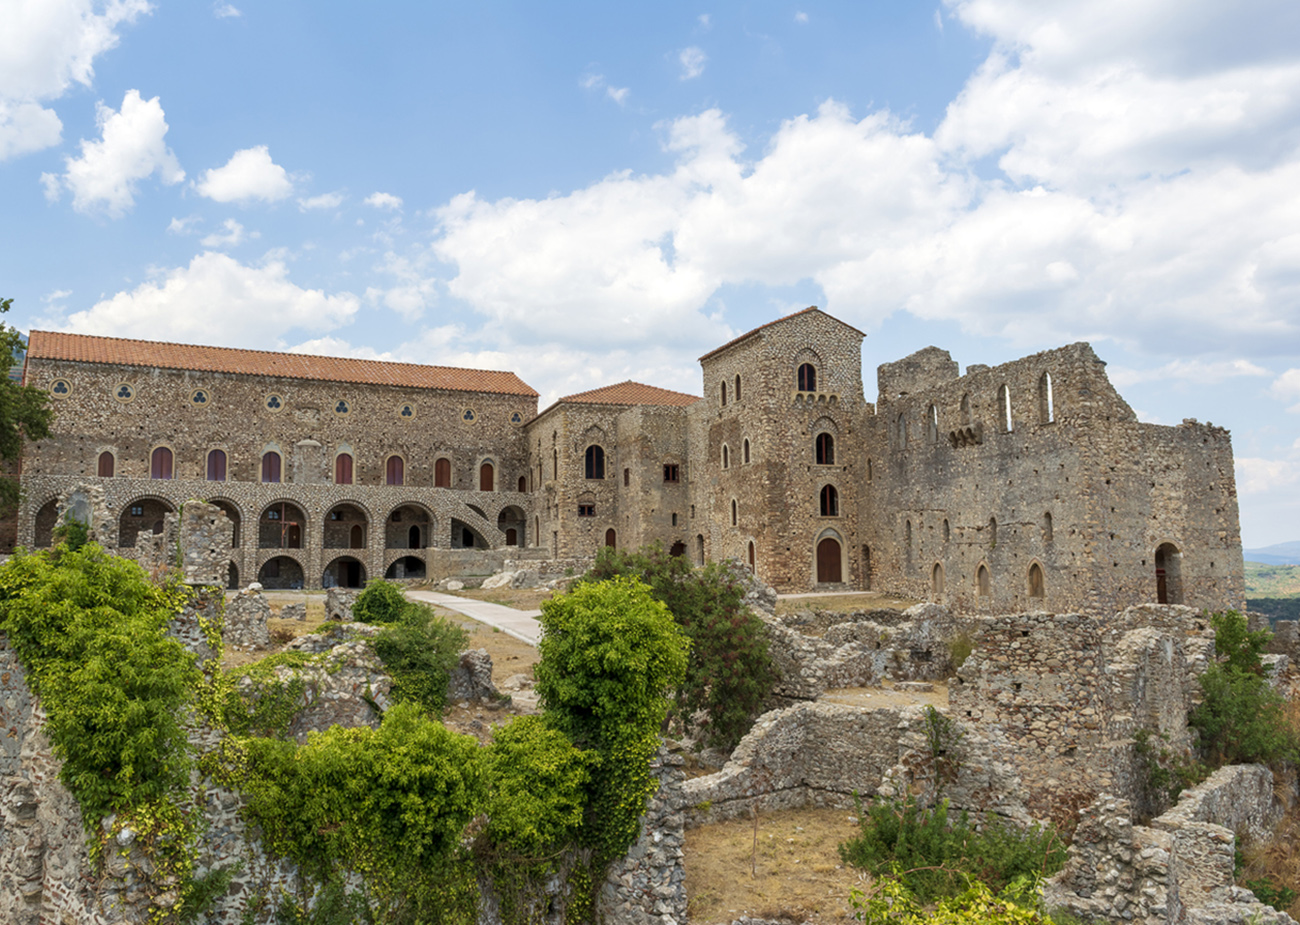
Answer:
[
  {"xmin": 558, "ymin": 380, "xmax": 701, "ymax": 407},
  {"xmin": 25, "ymin": 330, "xmax": 538, "ymax": 397},
  {"xmin": 698, "ymin": 306, "xmax": 865, "ymax": 362}
]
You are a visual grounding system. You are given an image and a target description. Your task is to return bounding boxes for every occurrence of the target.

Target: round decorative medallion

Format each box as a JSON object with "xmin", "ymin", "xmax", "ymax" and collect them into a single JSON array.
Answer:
[
  {"xmin": 510, "ymin": 411, "xmax": 524, "ymax": 425},
  {"xmin": 334, "ymin": 399, "xmax": 350, "ymax": 415},
  {"xmin": 265, "ymin": 393, "xmax": 284, "ymax": 412},
  {"xmin": 462, "ymin": 408, "xmax": 476, "ymax": 423},
  {"xmin": 113, "ymin": 382, "xmax": 135, "ymax": 403},
  {"xmin": 398, "ymin": 402, "xmax": 416, "ymax": 419},
  {"xmin": 191, "ymin": 388, "xmax": 210, "ymax": 406},
  {"xmin": 49, "ymin": 378, "xmax": 72, "ymax": 399}
]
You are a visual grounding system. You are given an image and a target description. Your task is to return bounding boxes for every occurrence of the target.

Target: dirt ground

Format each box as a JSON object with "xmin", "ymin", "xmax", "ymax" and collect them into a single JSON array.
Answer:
[
  {"xmin": 445, "ymin": 586, "xmax": 556, "ymax": 610},
  {"xmin": 821, "ymin": 679, "xmax": 950, "ymax": 711},
  {"xmin": 776, "ymin": 592, "xmax": 919, "ymax": 616},
  {"xmin": 684, "ymin": 807, "xmax": 868, "ymax": 924}
]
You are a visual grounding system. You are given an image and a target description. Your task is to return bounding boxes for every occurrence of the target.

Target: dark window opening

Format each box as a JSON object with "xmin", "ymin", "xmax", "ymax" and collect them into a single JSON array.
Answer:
[
  {"xmin": 797, "ymin": 363, "xmax": 816, "ymax": 392},
  {"xmin": 578, "ymin": 504, "xmax": 595, "ymax": 517},
  {"xmin": 585, "ymin": 445, "xmax": 605, "ymax": 479},
  {"xmin": 815, "ymin": 432, "xmax": 835, "ymax": 465},
  {"xmin": 820, "ymin": 484, "xmax": 839, "ymax": 517},
  {"xmin": 664, "ymin": 464, "xmax": 680, "ymax": 482}
]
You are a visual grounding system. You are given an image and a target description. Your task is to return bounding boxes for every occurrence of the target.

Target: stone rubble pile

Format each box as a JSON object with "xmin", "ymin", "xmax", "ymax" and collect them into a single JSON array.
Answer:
[{"xmin": 224, "ymin": 585, "xmax": 271, "ymax": 649}]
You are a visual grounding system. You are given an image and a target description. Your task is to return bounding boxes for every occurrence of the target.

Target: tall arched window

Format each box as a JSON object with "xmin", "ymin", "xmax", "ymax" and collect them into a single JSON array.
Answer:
[
  {"xmin": 735, "ymin": 374, "xmax": 741, "ymax": 402},
  {"xmin": 1028, "ymin": 562, "xmax": 1045, "ymax": 599},
  {"xmin": 386, "ymin": 455, "xmax": 404, "ymax": 486},
  {"xmin": 585, "ymin": 445, "xmax": 605, "ymax": 479},
  {"xmin": 479, "ymin": 461, "xmax": 494, "ymax": 491},
  {"xmin": 943, "ymin": 519, "xmax": 950, "ymax": 542},
  {"xmin": 261, "ymin": 451, "xmax": 281, "ymax": 484},
  {"xmin": 999, "ymin": 384, "xmax": 1013, "ymax": 432},
  {"xmin": 150, "ymin": 446, "xmax": 173, "ymax": 480},
  {"xmin": 1038, "ymin": 372, "xmax": 1054, "ymax": 424},
  {"xmin": 518, "ymin": 475, "xmax": 526, "ymax": 492},
  {"xmin": 335, "ymin": 453, "xmax": 354, "ymax": 485},
  {"xmin": 927, "ymin": 405, "xmax": 939, "ymax": 443},
  {"xmin": 207, "ymin": 449, "xmax": 227, "ymax": 482},
  {"xmin": 797, "ymin": 363, "xmax": 816, "ymax": 391},
  {"xmin": 932, "ymin": 563, "xmax": 945, "ymax": 596},
  {"xmin": 731, "ymin": 499, "xmax": 737, "ymax": 526},
  {"xmin": 97, "ymin": 451, "xmax": 115, "ymax": 478},
  {"xmin": 434, "ymin": 457, "xmax": 451, "ymax": 488},
  {"xmin": 720, "ymin": 381, "xmax": 727, "ymax": 406},
  {"xmin": 743, "ymin": 438, "xmax": 751, "ymax": 464},
  {"xmin": 747, "ymin": 541, "xmax": 755, "ymax": 572},
  {"xmin": 896, "ymin": 413, "xmax": 908, "ymax": 449},
  {"xmin": 815, "ymin": 432, "xmax": 835, "ymax": 465},
  {"xmin": 820, "ymin": 485, "xmax": 839, "ymax": 516},
  {"xmin": 977, "ymin": 564, "xmax": 992, "ymax": 598},
  {"xmin": 960, "ymin": 393, "xmax": 972, "ymax": 426},
  {"xmin": 722, "ymin": 444, "xmax": 730, "ymax": 469}
]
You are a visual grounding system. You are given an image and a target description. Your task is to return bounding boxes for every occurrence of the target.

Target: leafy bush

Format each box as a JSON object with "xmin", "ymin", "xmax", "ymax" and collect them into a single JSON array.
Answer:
[
  {"xmin": 839, "ymin": 793, "xmax": 1067, "ymax": 903},
  {"xmin": 578, "ymin": 543, "xmax": 776, "ymax": 751},
  {"xmin": 535, "ymin": 575, "xmax": 690, "ymax": 863},
  {"xmin": 1190, "ymin": 611, "xmax": 1300, "ymax": 767},
  {"xmin": 373, "ymin": 603, "xmax": 469, "ymax": 716},
  {"xmin": 850, "ymin": 876, "xmax": 1072, "ymax": 924},
  {"xmin": 351, "ymin": 578, "xmax": 410, "ymax": 624}
]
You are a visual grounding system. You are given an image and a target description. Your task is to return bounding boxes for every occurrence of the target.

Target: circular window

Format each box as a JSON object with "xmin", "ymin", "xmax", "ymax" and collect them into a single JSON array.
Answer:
[
  {"xmin": 113, "ymin": 382, "xmax": 135, "ymax": 403},
  {"xmin": 334, "ymin": 399, "xmax": 350, "ymax": 415},
  {"xmin": 398, "ymin": 403, "xmax": 416, "ymax": 420},
  {"xmin": 462, "ymin": 408, "xmax": 476, "ymax": 423},
  {"xmin": 265, "ymin": 394, "xmax": 284, "ymax": 412},
  {"xmin": 510, "ymin": 411, "xmax": 524, "ymax": 425},
  {"xmin": 49, "ymin": 378, "xmax": 72, "ymax": 399},
  {"xmin": 191, "ymin": 389, "xmax": 210, "ymax": 406}
]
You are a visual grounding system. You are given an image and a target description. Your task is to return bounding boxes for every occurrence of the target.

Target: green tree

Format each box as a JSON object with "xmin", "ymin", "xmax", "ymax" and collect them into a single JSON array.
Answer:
[
  {"xmin": 578, "ymin": 543, "xmax": 776, "ymax": 751},
  {"xmin": 0, "ymin": 298, "xmax": 53, "ymax": 510}
]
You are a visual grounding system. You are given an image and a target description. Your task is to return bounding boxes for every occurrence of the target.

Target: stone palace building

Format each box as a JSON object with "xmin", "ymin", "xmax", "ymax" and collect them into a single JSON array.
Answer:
[{"xmin": 13, "ymin": 307, "xmax": 1245, "ymax": 612}]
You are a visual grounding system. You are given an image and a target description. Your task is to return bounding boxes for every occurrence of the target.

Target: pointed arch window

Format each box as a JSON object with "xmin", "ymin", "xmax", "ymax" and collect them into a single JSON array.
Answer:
[
  {"xmin": 1039, "ymin": 372, "xmax": 1055, "ymax": 424},
  {"xmin": 207, "ymin": 449, "xmax": 227, "ymax": 482},
  {"xmin": 97, "ymin": 451, "xmax": 115, "ymax": 478},
  {"xmin": 999, "ymin": 384, "xmax": 1014, "ymax": 432},
  {"xmin": 797, "ymin": 363, "xmax": 817, "ymax": 391},
  {"xmin": 261, "ymin": 451, "xmax": 281, "ymax": 484},
  {"xmin": 927, "ymin": 405, "xmax": 939, "ymax": 443},
  {"xmin": 735, "ymin": 374, "xmax": 742, "ymax": 402},
  {"xmin": 386, "ymin": 455, "xmax": 404, "ymax": 486},
  {"xmin": 815, "ymin": 432, "xmax": 835, "ymax": 465},
  {"xmin": 150, "ymin": 446, "xmax": 173, "ymax": 480},
  {"xmin": 335, "ymin": 453, "xmax": 354, "ymax": 485},
  {"xmin": 585, "ymin": 445, "xmax": 605, "ymax": 479},
  {"xmin": 820, "ymin": 485, "xmax": 839, "ymax": 517},
  {"xmin": 1028, "ymin": 562, "xmax": 1045, "ymax": 599}
]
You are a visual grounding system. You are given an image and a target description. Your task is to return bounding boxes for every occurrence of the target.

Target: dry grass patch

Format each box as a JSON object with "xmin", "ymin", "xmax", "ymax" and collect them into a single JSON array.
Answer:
[
  {"xmin": 451, "ymin": 586, "xmax": 556, "ymax": 610},
  {"xmin": 685, "ymin": 807, "xmax": 868, "ymax": 925},
  {"xmin": 776, "ymin": 592, "xmax": 918, "ymax": 617},
  {"xmin": 821, "ymin": 680, "xmax": 950, "ymax": 711}
]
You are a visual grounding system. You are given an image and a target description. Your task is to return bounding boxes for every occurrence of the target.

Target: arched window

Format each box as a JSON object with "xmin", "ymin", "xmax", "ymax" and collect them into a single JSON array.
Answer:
[
  {"xmin": 896, "ymin": 413, "xmax": 908, "ymax": 449},
  {"xmin": 585, "ymin": 445, "xmax": 605, "ymax": 479},
  {"xmin": 1042, "ymin": 511, "xmax": 1053, "ymax": 543},
  {"xmin": 335, "ymin": 453, "xmax": 353, "ymax": 485},
  {"xmin": 942, "ymin": 519, "xmax": 950, "ymax": 542},
  {"xmin": 605, "ymin": 528, "xmax": 616, "ymax": 549},
  {"xmin": 518, "ymin": 475, "xmax": 526, "ymax": 492},
  {"xmin": 731, "ymin": 499, "xmax": 737, "ymax": 526},
  {"xmin": 479, "ymin": 461, "xmax": 494, "ymax": 491},
  {"xmin": 97, "ymin": 451, "xmax": 115, "ymax": 478},
  {"xmin": 960, "ymin": 393, "xmax": 972, "ymax": 426},
  {"xmin": 999, "ymin": 384, "xmax": 1013, "ymax": 432},
  {"xmin": 1155, "ymin": 543, "xmax": 1182, "ymax": 604},
  {"xmin": 815, "ymin": 432, "xmax": 835, "ymax": 465},
  {"xmin": 743, "ymin": 438, "xmax": 751, "ymax": 464},
  {"xmin": 735, "ymin": 374, "xmax": 742, "ymax": 402},
  {"xmin": 747, "ymin": 541, "xmax": 755, "ymax": 572},
  {"xmin": 722, "ymin": 444, "xmax": 730, "ymax": 469},
  {"xmin": 820, "ymin": 485, "xmax": 839, "ymax": 516},
  {"xmin": 207, "ymin": 449, "xmax": 227, "ymax": 482},
  {"xmin": 434, "ymin": 457, "xmax": 451, "ymax": 488},
  {"xmin": 1028, "ymin": 562, "xmax": 1045, "ymax": 599},
  {"xmin": 386, "ymin": 455, "xmax": 404, "ymax": 486},
  {"xmin": 150, "ymin": 446, "xmax": 173, "ymax": 480},
  {"xmin": 1038, "ymin": 372, "xmax": 1055, "ymax": 424},
  {"xmin": 977, "ymin": 564, "xmax": 991, "ymax": 598},
  {"xmin": 905, "ymin": 519, "xmax": 912, "ymax": 549},
  {"xmin": 927, "ymin": 405, "xmax": 939, "ymax": 444},
  {"xmin": 797, "ymin": 363, "xmax": 816, "ymax": 392},
  {"xmin": 261, "ymin": 451, "xmax": 281, "ymax": 484},
  {"xmin": 932, "ymin": 563, "xmax": 945, "ymax": 596},
  {"xmin": 720, "ymin": 381, "xmax": 727, "ymax": 406},
  {"xmin": 988, "ymin": 516, "xmax": 997, "ymax": 546}
]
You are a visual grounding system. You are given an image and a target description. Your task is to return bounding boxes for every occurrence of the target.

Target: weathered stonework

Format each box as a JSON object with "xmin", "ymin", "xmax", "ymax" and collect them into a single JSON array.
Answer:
[{"xmin": 224, "ymin": 586, "xmax": 271, "ymax": 649}]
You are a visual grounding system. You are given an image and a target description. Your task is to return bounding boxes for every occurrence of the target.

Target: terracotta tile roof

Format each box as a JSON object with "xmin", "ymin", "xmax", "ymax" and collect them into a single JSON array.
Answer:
[
  {"xmin": 25, "ymin": 330, "xmax": 539, "ymax": 397},
  {"xmin": 698, "ymin": 306, "xmax": 866, "ymax": 362},
  {"xmin": 558, "ymin": 380, "xmax": 702, "ymax": 407}
]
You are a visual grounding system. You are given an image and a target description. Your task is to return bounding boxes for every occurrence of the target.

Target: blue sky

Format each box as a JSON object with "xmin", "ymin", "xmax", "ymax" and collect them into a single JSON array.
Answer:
[{"xmin": 1, "ymin": 0, "xmax": 1299, "ymax": 547}]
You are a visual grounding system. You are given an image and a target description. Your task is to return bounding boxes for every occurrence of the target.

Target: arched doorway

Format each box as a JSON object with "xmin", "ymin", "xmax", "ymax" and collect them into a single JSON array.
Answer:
[
  {"xmin": 227, "ymin": 562, "xmax": 239, "ymax": 590},
  {"xmin": 119, "ymin": 498, "xmax": 175, "ymax": 548},
  {"xmin": 1155, "ymin": 543, "xmax": 1182, "ymax": 604},
  {"xmin": 33, "ymin": 498, "xmax": 59, "ymax": 548},
  {"xmin": 385, "ymin": 556, "xmax": 426, "ymax": 580},
  {"xmin": 324, "ymin": 503, "xmax": 367, "ymax": 549},
  {"xmin": 258, "ymin": 555, "xmax": 304, "ymax": 590},
  {"xmin": 816, "ymin": 537, "xmax": 842, "ymax": 583},
  {"xmin": 323, "ymin": 556, "xmax": 366, "ymax": 589},
  {"xmin": 497, "ymin": 505, "xmax": 526, "ymax": 546},
  {"xmin": 604, "ymin": 528, "xmax": 616, "ymax": 549},
  {"xmin": 387, "ymin": 505, "xmax": 432, "ymax": 550}
]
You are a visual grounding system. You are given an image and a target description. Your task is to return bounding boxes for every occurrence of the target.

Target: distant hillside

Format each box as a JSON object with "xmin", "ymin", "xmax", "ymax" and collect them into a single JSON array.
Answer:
[
  {"xmin": 1245, "ymin": 562, "xmax": 1300, "ymax": 597},
  {"xmin": 1244, "ymin": 541, "xmax": 1300, "ymax": 566}
]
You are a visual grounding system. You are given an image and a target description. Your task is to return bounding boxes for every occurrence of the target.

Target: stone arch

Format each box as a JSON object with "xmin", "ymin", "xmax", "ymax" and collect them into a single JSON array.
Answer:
[
  {"xmin": 451, "ymin": 518, "xmax": 487, "ymax": 549},
  {"xmin": 258, "ymin": 500, "xmax": 307, "ymax": 549},
  {"xmin": 1038, "ymin": 371, "xmax": 1055, "ymax": 424},
  {"xmin": 814, "ymin": 528, "xmax": 844, "ymax": 584},
  {"xmin": 33, "ymin": 497, "xmax": 60, "ymax": 547},
  {"xmin": 479, "ymin": 458, "xmax": 495, "ymax": 491},
  {"xmin": 1027, "ymin": 560, "xmax": 1046, "ymax": 600},
  {"xmin": 927, "ymin": 404, "xmax": 939, "ymax": 444},
  {"xmin": 385, "ymin": 555, "xmax": 426, "ymax": 580},
  {"xmin": 207, "ymin": 497, "xmax": 244, "ymax": 548},
  {"xmin": 977, "ymin": 562, "xmax": 992, "ymax": 599},
  {"xmin": 259, "ymin": 554, "xmax": 305, "ymax": 590},
  {"xmin": 497, "ymin": 505, "xmax": 526, "ymax": 546},
  {"xmin": 322, "ymin": 555, "xmax": 366, "ymax": 589},
  {"xmin": 325, "ymin": 502, "xmax": 370, "ymax": 549},
  {"xmin": 227, "ymin": 561, "xmax": 239, "ymax": 590},
  {"xmin": 932, "ymin": 562, "xmax": 945, "ymax": 598},
  {"xmin": 386, "ymin": 502, "xmax": 434, "ymax": 549},
  {"xmin": 119, "ymin": 495, "xmax": 176, "ymax": 548},
  {"xmin": 1155, "ymin": 542, "xmax": 1183, "ymax": 604},
  {"xmin": 149, "ymin": 444, "xmax": 175, "ymax": 480}
]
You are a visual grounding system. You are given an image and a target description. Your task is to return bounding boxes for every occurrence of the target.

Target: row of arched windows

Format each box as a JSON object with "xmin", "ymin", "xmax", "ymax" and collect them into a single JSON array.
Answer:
[
  {"xmin": 719, "ymin": 374, "xmax": 742, "ymax": 406},
  {"xmin": 903, "ymin": 512, "xmax": 1053, "ymax": 551},
  {"xmin": 98, "ymin": 448, "xmax": 504, "ymax": 490},
  {"xmin": 894, "ymin": 372, "xmax": 1057, "ymax": 448},
  {"xmin": 930, "ymin": 561, "xmax": 1047, "ymax": 600}
]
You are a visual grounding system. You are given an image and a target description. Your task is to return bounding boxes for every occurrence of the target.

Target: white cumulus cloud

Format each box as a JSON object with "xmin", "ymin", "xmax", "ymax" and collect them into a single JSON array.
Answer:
[
  {"xmin": 213, "ymin": 2, "xmax": 240, "ymax": 17},
  {"xmin": 0, "ymin": 0, "xmax": 152, "ymax": 161},
  {"xmin": 194, "ymin": 146, "xmax": 294, "ymax": 204},
  {"xmin": 298, "ymin": 191, "xmax": 345, "ymax": 211},
  {"xmin": 364, "ymin": 192, "xmax": 403, "ymax": 210},
  {"xmin": 58, "ymin": 251, "xmax": 359, "ymax": 347},
  {"xmin": 1109, "ymin": 359, "xmax": 1273, "ymax": 389},
  {"xmin": 679, "ymin": 47, "xmax": 707, "ymax": 80},
  {"xmin": 42, "ymin": 89, "xmax": 183, "ymax": 217},
  {"xmin": 200, "ymin": 218, "xmax": 257, "ymax": 248},
  {"xmin": 1271, "ymin": 368, "xmax": 1300, "ymax": 411}
]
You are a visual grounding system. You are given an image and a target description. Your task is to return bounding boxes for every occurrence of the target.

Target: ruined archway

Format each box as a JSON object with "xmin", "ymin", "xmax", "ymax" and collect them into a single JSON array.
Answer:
[
  {"xmin": 387, "ymin": 504, "xmax": 433, "ymax": 549},
  {"xmin": 323, "ymin": 555, "xmax": 366, "ymax": 589},
  {"xmin": 497, "ymin": 505, "xmax": 526, "ymax": 546},
  {"xmin": 119, "ymin": 497, "xmax": 175, "ymax": 548},
  {"xmin": 259, "ymin": 555, "xmax": 304, "ymax": 590},
  {"xmin": 33, "ymin": 497, "xmax": 59, "ymax": 548},
  {"xmin": 324, "ymin": 502, "xmax": 368, "ymax": 549},
  {"xmin": 385, "ymin": 556, "xmax": 426, "ymax": 580},
  {"xmin": 1155, "ymin": 543, "xmax": 1182, "ymax": 605},
  {"xmin": 259, "ymin": 501, "xmax": 306, "ymax": 549}
]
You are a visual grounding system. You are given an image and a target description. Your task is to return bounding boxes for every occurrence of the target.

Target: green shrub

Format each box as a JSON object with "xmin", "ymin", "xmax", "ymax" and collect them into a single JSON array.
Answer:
[
  {"xmin": 536, "ymin": 575, "xmax": 689, "ymax": 862},
  {"xmin": 351, "ymin": 579, "xmax": 410, "ymax": 624},
  {"xmin": 219, "ymin": 651, "xmax": 314, "ymax": 738},
  {"xmin": 839, "ymin": 793, "xmax": 1067, "ymax": 903},
  {"xmin": 372, "ymin": 603, "xmax": 469, "ymax": 716},
  {"xmin": 1190, "ymin": 611, "xmax": 1300, "ymax": 766},
  {"xmin": 578, "ymin": 543, "xmax": 776, "ymax": 751},
  {"xmin": 51, "ymin": 512, "xmax": 90, "ymax": 551},
  {"xmin": 850, "ymin": 876, "xmax": 1071, "ymax": 924},
  {"xmin": 948, "ymin": 632, "xmax": 974, "ymax": 672}
]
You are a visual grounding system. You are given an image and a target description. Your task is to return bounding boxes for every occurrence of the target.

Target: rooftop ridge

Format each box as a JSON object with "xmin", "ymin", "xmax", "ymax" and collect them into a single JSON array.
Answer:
[{"xmin": 698, "ymin": 306, "xmax": 866, "ymax": 362}]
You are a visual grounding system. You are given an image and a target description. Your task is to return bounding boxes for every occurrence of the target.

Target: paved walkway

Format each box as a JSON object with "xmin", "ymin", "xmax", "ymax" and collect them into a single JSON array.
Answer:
[{"xmin": 406, "ymin": 590, "xmax": 542, "ymax": 646}]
